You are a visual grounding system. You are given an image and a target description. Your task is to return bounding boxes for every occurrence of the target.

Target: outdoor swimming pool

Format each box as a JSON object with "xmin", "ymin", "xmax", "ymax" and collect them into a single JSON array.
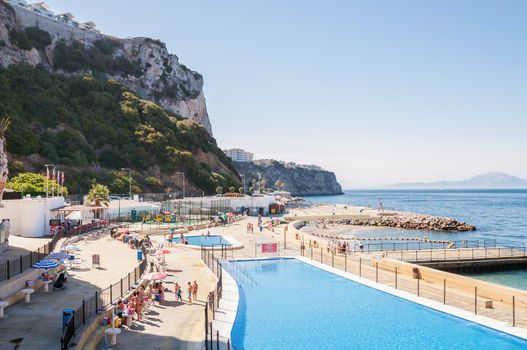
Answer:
[
  {"xmin": 173, "ymin": 235, "xmax": 232, "ymax": 247},
  {"xmin": 229, "ymin": 258, "xmax": 527, "ymax": 350}
]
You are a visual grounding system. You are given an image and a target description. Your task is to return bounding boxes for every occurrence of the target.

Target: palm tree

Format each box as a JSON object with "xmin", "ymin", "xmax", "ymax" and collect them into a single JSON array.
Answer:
[
  {"xmin": 86, "ymin": 183, "xmax": 109, "ymax": 218},
  {"xmin": 0, "ymin": 117, "xmax": 11, "ymax": 208}
]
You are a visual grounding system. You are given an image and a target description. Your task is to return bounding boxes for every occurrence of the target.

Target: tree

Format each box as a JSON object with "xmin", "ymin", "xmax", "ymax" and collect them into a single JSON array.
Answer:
[
  {"xmin": 238, "ymin": 187, "xmax": 243, "ymax": 194},
  {"xmin": 86, "ymin": 183, "xmax": 109, "ymax": 207},
  {"xmin": 228, "ymin": 186, "xmax": 236, "ymax": 193},
  {"xmin": 6, "ymin": 172, "xmax": 68, "ymax": 196},
  {"xmin": 215, "ymin": 186, "xmax": 223, "ymax": 195}
]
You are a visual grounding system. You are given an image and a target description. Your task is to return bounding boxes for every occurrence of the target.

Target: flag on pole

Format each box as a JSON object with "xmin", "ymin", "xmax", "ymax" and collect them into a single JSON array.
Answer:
[{"xmin": 52, "ymin": 168, "xmax": 55, "ymax": 196}]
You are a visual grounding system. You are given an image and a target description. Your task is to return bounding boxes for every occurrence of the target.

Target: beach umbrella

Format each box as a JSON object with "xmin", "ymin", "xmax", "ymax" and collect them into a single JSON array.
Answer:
[
  {"xmin": 159, "ymin": 249, "xmax": 171, "ymax": 255},
  {"xmin": 46, "ymin": 252, "xmax": 74, "ymax": 260},
  {"xmin": 144, "ymin": 272, "xmax": 167, "ymax": 281},
  {"xmin": 162, "ymin": 210, "xmax": 171, "ymax": 215},
  {"xmin": 32, "ymin": 259, "xmax": 59, "ymax": 269}
]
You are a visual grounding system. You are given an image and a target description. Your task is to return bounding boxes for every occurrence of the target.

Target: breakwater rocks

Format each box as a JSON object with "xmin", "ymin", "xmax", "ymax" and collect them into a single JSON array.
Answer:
[{"xmin": 345, "ymin": 213, "xmax": 476, "ymax": 232}]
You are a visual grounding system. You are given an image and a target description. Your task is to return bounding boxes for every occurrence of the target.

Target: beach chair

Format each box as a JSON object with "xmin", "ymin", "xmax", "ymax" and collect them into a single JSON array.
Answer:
[{"xmin": 92, "ymin": 254, "xmax": 101, "ymax": 268}]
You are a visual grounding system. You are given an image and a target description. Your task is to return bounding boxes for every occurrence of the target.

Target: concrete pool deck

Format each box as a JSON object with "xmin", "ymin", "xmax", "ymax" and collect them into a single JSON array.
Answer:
[{"xmin": 0, "ymin": 232, "xmax": 139, "ymax": 350}]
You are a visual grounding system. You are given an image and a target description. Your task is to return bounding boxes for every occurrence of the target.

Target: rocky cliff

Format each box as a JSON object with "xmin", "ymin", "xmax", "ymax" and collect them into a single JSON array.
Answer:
[
  {"xmin": 235, "ymin": 159, "xmax": 343, "ymax": 196},
  {"xmin": 0, "ymin": 2, "xmax": 212, "ymax": 133}
]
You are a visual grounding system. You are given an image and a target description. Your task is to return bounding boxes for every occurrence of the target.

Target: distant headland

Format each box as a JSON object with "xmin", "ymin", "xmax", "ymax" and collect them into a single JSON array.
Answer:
[{"xmin": 385, "ymin": 172, "xmax": 527, "ymax": 190}]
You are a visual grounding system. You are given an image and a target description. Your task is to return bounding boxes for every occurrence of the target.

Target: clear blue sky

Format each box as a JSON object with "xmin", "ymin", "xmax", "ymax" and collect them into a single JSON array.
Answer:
[{"xmin": 45, "ymin": 0, "xmax": 527, "ymax": 188}]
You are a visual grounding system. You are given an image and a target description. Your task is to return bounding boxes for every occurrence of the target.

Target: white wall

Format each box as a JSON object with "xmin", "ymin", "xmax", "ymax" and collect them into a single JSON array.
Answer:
[{"xmin": 0, "ymin": 196, "xmax": 65, "ymax": 237}]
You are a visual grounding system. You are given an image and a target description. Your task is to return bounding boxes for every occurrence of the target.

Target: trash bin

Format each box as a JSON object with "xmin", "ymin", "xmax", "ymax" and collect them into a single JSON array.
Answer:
[
  {"xmin": 137, "ymin": 250, "xmax": 143, "ymax": 261},
  {"xmin": 63, "ymin": 308, "xmax": 75, "ymax": 329}
]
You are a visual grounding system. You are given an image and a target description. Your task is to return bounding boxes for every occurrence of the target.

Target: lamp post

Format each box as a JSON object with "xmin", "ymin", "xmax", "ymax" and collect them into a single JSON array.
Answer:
[
  {"xmin": 175, "ymin": 172, "xmax": 185, "ymax": 199},
  {"xmin": 121, "ymin": 168, "xmax": 132, "ymax": 199}
]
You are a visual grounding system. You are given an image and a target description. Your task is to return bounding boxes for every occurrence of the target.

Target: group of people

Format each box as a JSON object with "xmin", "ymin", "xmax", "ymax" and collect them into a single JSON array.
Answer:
[
  {"xmin": 325, "ymin": 240, "xmax": 364, "ymax": 254},
  {"xmin": 174, "ymin": 281, "xmax": 198, "ymax": 304},
  {"xmin": 246, "ymin": 222, "xmax": 255, "ymax": 234}
]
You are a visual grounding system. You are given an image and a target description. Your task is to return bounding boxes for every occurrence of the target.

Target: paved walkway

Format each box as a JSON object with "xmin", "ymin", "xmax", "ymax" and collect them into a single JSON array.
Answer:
[
  {"xmin": 0, "ymin": 233, "xmax": 138, "ymax": 350},
  {"xmin": 101, "ymin": 245, "xmax": 217, "ymax": 350},
  {"xmin": 0, "ymin": 235, "xmax": 51, "ymax": 264}
]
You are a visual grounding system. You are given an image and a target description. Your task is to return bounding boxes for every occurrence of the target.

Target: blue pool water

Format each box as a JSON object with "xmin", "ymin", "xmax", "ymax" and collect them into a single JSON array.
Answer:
[
  {"xmin": 230, "ymin": 258, "xmax": 527, "ymax": 350},
  {"xmin": 172, "ymin": 235, "xmax": 231, "ymax": 246}
]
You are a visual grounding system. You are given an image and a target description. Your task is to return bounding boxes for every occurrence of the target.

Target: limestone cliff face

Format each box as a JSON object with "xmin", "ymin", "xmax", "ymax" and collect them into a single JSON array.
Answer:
[
  {"xmin": 0, "ymin": 2, "xmax": 212, "ymax": 134},
  {"xmin": 235, "ymin": 160, "xmax": 343, "ymax": 196}
]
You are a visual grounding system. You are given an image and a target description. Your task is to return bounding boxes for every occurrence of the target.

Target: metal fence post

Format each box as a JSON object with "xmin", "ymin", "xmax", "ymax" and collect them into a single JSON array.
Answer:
[
  {"xmin": 513, "ymin": 296, "xmax": 516, "ymax": 327},
  {"xmin": 20, "ymin": 255, "xmax": 23, "ymax": 273},
  {"xmin": 6, "ymin": 260, "xmax": 9, "ymax": 280},
  {"xmin": 82, "ymin": 300, "xmax": 86, "ymax": 324},
  {"xmin": 205, "ymin": 306, "xmax": 208, "ymax": 350},
  {"xmin": 359, "ymin": 257, "xmax": 362, "ymax": 277},
  {"xmin": 395, "ymin": 267, "xmax": 398, "ymax": 289},
  {"xmin": 120, "ymin": 278, "xmax": 123, "ymax": 296},
  {"xmin": 216, "ymin": 330, "xmax": 219, "ymax": 350},
  {"xmin": 345, "ymin": 253, "xmax": 347, "ymax": 272},
  {"xmin": 95, "ymin": 291, "xmax": 98, "ymax": 314},
  {"xmin": 417, "ymin": 278, "xmax": 420, "ymax": 297},
  {"xmin": 474, "ymin": 287, "xmax": 477, "ymax": 314},
  {"xmin": 209, "ymin": 322, "xmax": 213, "ymax": 349},
  {"xmin": 110, "ymin": 284, "xmax": 112, "ymax": 303},
  {"xmin": 227, "ymin": 338, "xmax": 230, "ymax": 350}
]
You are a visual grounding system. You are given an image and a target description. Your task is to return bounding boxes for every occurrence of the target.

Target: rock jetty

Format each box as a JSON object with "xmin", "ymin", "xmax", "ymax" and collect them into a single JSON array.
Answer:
[{"xmin": 346, "ymin": 213, "xmax": 476, "ymax": 232}]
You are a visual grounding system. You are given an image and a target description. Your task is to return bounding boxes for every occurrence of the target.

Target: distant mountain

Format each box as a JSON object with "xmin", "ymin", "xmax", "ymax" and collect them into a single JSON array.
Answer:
[{"xmin": 386, "ymin": 172, "xmax": 527, "ymax": 189}]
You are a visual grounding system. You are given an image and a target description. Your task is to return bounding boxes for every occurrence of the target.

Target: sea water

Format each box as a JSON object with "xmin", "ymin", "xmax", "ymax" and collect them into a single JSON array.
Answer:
[{"xmin": 304, "ymin": 189, "xmax": 527, "ymax": 289}]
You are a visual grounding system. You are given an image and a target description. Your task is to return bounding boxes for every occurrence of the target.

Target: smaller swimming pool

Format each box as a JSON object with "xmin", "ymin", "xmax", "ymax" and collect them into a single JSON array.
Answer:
[{"xmin": 172, "ymin": 235, "xmax": 232, "ymax": 247}]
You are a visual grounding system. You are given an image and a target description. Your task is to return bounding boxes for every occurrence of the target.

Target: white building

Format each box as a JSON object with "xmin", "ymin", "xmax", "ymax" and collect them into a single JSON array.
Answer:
[
  {"xmin": 29, "ymin": 2, "xmax": 54, "ymax": 18},
  {"xmin": 224, "ymin": 148, "xmax": 254, "ymax": 162},
  {"xmin": 177, "ymin": 195, "xmax": 276, "ymax": 216},
  {"xmin": 0, "ymin": 196, "xmax": 65, "ymax": 238},
  {"xmin": 6, "ymin": 0, "xmax": 28, "ymax": 8}
]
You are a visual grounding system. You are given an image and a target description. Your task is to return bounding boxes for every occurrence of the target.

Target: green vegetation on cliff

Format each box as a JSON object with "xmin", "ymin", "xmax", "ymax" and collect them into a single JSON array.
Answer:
[{"xmin": 0, "ymin": 63, "xmax": 239, "ymax": 194}]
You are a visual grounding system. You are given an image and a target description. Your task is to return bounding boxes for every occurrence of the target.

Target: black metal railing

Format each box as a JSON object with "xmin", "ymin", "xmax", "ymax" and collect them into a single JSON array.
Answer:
[
  {"xmin": 201, "ymin": 246, "xmax": 230, "ymax": 350},
  {"xmin": 0, "ymin": 222, "xmax": 109, "ymax": 282},
  {"xmin": 60, "ymin": 259, "xmax": 148, "ymax": 350}
]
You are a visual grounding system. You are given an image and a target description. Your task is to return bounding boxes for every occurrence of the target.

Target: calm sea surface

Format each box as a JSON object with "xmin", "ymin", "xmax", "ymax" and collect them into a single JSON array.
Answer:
[
  {"xmin": 305, "ymin": 190, "xmax": 527, "ymax": 289},
  {"xmin": 304, "ymin": 190, "xmax": 527, "ymax": 246}
]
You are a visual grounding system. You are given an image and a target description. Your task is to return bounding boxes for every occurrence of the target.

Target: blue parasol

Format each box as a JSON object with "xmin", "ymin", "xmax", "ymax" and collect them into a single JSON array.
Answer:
[{"xmin": 32, "ymin": 259, "xmax": 60, "ymax": 269}]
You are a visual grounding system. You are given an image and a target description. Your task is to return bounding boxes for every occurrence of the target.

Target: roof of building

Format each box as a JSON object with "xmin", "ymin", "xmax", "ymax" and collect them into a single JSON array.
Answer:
[
  {"xmin": 80, "ymin": 21, "xmax": 96, "ymax": 28},
  {"xmin": 30, "ymin": 2, "xmax": 50, "ymax": 10},
  {"xmin": 57, "ymin": 12, "xmax": 75, "ymax": 20}
]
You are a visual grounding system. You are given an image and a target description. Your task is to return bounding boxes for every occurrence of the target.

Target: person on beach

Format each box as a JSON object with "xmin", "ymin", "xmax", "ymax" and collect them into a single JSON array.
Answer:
[
  {"xmin": 192, "ymin": 281, "xmax": 199, "ymax": 300},
  {"xmin": 136, "ymin": 286, "xmax": 145, "ymax": 321},
  {"xmin": 175, "ymin": 282, "xmax": 181, "ymax": 302},
  {"xmin": 168, "ymin": 232, "xmax": 174, "ymax": 247},
  {"xmin": 187, "ymin": 282, "xmax": 193, "ymax": 304},
  {"xmin": 358, "ymin": 240, "xmax": 364, "ymax": 252}
]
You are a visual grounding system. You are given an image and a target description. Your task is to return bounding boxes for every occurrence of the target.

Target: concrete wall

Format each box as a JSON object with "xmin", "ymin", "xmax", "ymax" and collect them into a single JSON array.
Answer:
[
  {"xmin": 0, "ymin": 268, "xmax": 41, "ymax": 299},
  {"xmin": 375, "ymin": 257, "xmax": 527, "ymax": 306},
  {"xmin": 0, "ymin": 196, "xmax": 65, "ymax": 237},
  {"xmin": 12, "ymin": 5, "xmax": 105, "ymax": 43}
]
